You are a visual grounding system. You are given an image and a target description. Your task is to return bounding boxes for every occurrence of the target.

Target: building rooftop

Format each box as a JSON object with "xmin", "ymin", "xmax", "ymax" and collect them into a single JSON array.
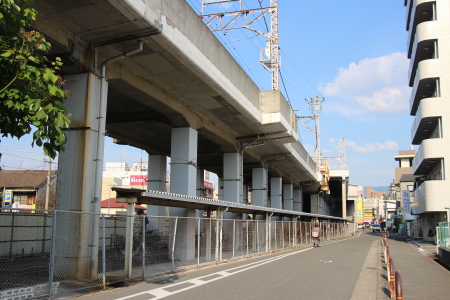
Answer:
[
  {"xmin": 399, "ymin": 174, "xmax": 418, "ymax": 182},
  {"xmin": 101, "ymin": 198, "xmax": 146, "ymax": 210},
  {"xmin": 394, "ymin": 150, "xmax": 415, "ymax": 161},
  {"xmin": 0, "ymin": 170, "xmax": 56, "ymax": 189}
]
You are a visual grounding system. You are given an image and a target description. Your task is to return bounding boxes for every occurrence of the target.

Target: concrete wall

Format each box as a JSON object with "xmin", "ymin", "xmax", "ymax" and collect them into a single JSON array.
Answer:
[{"xmin": 118, "ymin": 0, "xmax": 261, "ymax": 120}]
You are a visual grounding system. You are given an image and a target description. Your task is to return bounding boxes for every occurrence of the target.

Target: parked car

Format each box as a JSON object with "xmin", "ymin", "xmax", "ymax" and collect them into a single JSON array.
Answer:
[
  {"xmin": 358, "ymin": 224, "xmax": 364, "ymax": 229},
  {"xmin": 372, "ymin": 224, "xmax": 381, "ymax": 232}
]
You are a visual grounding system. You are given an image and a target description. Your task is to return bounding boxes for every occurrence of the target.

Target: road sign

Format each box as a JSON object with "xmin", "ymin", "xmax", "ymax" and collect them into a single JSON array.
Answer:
[{"xmin": 4, "ymin": 190, "xmax": 12, "ymax": 206}]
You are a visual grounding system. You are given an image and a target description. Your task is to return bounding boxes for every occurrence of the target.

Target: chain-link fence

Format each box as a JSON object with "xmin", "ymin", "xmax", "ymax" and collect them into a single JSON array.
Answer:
[{"xmin": 0, "ymin": 210, "xmax": 354, "ymax": 298}]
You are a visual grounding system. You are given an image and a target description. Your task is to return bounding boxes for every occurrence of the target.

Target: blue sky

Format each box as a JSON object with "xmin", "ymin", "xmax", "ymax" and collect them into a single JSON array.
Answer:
[{"xmin": 0, "ymin": 0, "xmax": 412, "ymax": 187}]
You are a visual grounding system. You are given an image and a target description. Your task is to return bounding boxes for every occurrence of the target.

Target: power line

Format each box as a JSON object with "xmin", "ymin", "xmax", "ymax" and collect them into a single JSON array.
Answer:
[
  {"xmin": 279, "ymin": 48, "xmax": 322, "ymax": 96},
  {"xmin": 279, "ymin": 69, "xmax": 290, "ymax": 102}
]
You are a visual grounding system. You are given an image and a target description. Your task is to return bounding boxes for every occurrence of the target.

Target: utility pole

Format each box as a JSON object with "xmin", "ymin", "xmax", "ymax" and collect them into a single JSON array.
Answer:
[
  {"xmin": 200, "ymin": 0, "xmax": 280, "ymax": 90},
  {"xmin": 323, "ymin": 138, "xmax": 348, "ymax": 169},
  {"xmin": 339, "ymin": 137, "xmax": 347, "ymax": 168},
  {"xmin": 298, "ymin": 96, "xmax": 325, "ymax": 165},
  {"xmin": 45, "ymin": 158, "xmax": 51, "ymax": 210}
]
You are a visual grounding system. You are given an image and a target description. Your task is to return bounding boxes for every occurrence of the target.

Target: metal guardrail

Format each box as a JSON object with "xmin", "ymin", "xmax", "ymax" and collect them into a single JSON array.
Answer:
[{"xmin": 381, "ymin": 233, "xmax": 403, "ymax": 300}]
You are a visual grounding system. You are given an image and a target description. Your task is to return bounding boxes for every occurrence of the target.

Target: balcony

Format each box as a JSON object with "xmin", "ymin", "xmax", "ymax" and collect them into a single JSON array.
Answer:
[
  {"xmin": 408, "ymin": 37, "xmax": 437, "ymax": 87},
  {"xmin": 411, "ymin": 98, "xmax": 442, "ymax": 144},
  {"xmin": 414, "ymin": 180, "xmax": 449, "ymax": 214},
  {"xmin": 409, "ymin": 60, "xmax": 441, "ymax": 115},
  {"xmin": 412, "ymin": 138, "xmax": 443, "ymax": 175},
  {"xmin": 407, "ymin": 1, "xmax": 436, "ymax": 58}
]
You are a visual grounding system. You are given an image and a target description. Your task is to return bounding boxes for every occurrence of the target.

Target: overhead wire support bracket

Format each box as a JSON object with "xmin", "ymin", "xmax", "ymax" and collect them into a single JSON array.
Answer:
[{"xmin": 199, "ymin": 0, "xmax": 280, "ymax": 90}]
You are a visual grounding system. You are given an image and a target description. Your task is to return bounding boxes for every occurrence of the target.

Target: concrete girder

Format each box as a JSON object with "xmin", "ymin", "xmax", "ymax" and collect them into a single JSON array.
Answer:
[{"xmin": 32, "ymin": 0, "xmax": 319, "ymax": 195}]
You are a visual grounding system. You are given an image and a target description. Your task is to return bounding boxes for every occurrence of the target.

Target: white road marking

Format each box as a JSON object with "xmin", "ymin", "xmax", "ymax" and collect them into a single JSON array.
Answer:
[{"xmin": 116, "ymin": 232, "xmax": 361, "ymax": 300}]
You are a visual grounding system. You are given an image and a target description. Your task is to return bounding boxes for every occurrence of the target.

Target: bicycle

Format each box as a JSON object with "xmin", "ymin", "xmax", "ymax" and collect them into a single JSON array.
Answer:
[
  {"xmin": 312, "ymin": 231, "xmax": 320, "ymax": 248},
  {"xmin": 110, "ymin": 230, "xmax": 169, "ymax": 263},
  {"xmin": 110, "ymin": 232, "xmax": 143, "ymax": 260}
]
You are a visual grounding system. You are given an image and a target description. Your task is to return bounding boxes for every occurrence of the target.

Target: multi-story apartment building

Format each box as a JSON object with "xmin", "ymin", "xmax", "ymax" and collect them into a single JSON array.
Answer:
[
  {"xmin": 366, "ymin": 186, "xmax": 386, "ymax": 200},
  {"xmin": 405, "ymin": 0, "xmax": 449, "ymax": 239},
  {"xmin": 393, "ymin": 150, "xmax": 415, "ymax": 194}
]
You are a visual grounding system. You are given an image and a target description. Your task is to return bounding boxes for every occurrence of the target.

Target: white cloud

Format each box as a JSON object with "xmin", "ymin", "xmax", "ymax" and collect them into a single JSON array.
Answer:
[
  {"xmin": 319, "ymin": 53, "xmax": 411, "ymax": 114},
  {"xmin": 345, "ymin": 139, "xmax": 398, "ymax": 153}
]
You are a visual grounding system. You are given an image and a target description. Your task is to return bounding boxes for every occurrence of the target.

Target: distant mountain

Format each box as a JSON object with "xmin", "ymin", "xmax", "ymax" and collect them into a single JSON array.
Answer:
[{"xmin": 370, "ymin": 186, "xmax": 390, "ymax": 194}]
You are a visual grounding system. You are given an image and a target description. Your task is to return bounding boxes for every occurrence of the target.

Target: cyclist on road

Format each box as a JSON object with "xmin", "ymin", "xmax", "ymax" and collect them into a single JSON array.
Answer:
[{"xmin": 312, "ymin": 223, "xmax": 321, "ymax": 248}]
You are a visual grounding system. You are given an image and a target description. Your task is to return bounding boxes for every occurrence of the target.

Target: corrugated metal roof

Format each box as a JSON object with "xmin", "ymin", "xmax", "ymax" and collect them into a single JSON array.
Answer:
[
  {"xmin": 0, "ymin": 170, "xmax": 56, "ymax": 188},
  {"xmin": 101, "ymin": 198, "xmax": 146, "ymax": 210}
]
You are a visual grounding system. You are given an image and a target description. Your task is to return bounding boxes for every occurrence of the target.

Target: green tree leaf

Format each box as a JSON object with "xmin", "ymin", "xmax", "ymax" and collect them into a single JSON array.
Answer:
[{"xmin": 0, "ymin": 0, "xmax": 71, "ymax": 159}]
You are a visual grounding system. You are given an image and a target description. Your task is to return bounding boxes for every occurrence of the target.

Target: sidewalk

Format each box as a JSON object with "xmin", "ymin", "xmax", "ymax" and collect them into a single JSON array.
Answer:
[{"xmin": 379, "ymin": 233, "xmax": 450, "ymax": 299}]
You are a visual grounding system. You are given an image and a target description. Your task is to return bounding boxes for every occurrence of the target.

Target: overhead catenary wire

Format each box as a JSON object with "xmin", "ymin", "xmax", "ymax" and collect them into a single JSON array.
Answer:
[
  {"xmin": 154, "ymin": 1, "xmax": 324, "ymax": 160},
  {"xmin": 188, "ymin": 0, "xmax": 321, "ymax": 101},
  {"xmin": 279, "ymin": 69, "xmax": 290, "ymax": 102}
]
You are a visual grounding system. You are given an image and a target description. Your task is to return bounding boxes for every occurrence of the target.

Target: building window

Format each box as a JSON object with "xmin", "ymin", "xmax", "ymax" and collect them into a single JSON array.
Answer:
[{"xmin": 13, "ymin": 193, "xmax": 36, "ymax": 205}]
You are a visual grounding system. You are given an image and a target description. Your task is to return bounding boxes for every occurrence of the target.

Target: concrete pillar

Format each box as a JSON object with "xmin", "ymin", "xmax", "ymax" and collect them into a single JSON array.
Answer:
[
  {"xmin": 147, "ymin": 155, "xmax": 167, "ymax": 192},
  {"xmin": 223, "ymin": 153, "xmax": 241, "ymax": 203},
  {"xmin": 169, "ymin": 127, "xmax": 197, "ymax": 260},
  {"xmin": 218, "ymin": 178, "xmax": 224, "ymax": 200},
  {"xmin": 196, "ymin": 168, "xmax": 205, "ymax": 198},
  {"xmin": 241, "ymin": 184, "xmax": 248, "ymax": 220},
  {"xmin": 321, "ymin": 196, "xmax": 325, "ymax": 215},
  {"xmin": 252, "ymin": 168, "xmax": 267, "ymax": 207},
  {"xmin": 55, "ymin": 73, "xmax": 102, "ymax": 278},
  {"xmin": 170, "ymin": 127, "xmax": 197, "ymax": 217},
  {"xmin": 196, "ymin": 168, "xmax": 205, "ymax": 218},
  {"xmin": 283, "ymin": 183, "xmax": 293, "ymax": 211},
  {"xmin": 239, "ymin": 153, "xmax": 244, "ymax": 205},
  {"xmin": 270, "ymin": 177, "xmax": 282, "ymax": 209},
  {"xmin": 242, "ymin": 184, "xmax": 248, "ymax": 204},
  {"xmin": 342, "ymin": 177, "xmax": 347, "ymax": 219},
  {"xmin": 146, "ymin": 155, "xmax": 167, "ymax": 218},
  {"xmin": 223, "ymin": 153, "xmax": 243, "ymax": 220},
  {"xmin": 293, "ymin": 187, "xmax": 302, "ymax": 212},
  {"xmin": 311, "ymin": 194, "xmax": 319, "ymax": 214}
]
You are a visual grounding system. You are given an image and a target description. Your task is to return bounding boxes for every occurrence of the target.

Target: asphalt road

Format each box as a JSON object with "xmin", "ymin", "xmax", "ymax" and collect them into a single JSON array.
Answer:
[{"xmin": 74, "ymin": 231, "xmax": 387, "ymax": 300}]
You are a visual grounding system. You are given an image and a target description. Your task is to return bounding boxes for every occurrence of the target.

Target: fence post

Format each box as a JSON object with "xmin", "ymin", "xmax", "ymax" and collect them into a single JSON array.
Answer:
[
  {"xmin": 246, "ymin": 220, "xmax": 249, "ymax": 257},
  {"xmin": 215, "ymin": 216, "xmax": 219, "ymax": 263},
  {"xmin": 257, "ymin": 220, "xmax": 260, "ymax": 254},
  {"xmin": 101, "ymin": 214, "xmax": 106, "ymax": 289},
  {"xmin": 232, "ymin": 220, "xmax": 236, "ymax": 259},
  {"xmin": 266, "ymin": 214, "xmax": 270, "ymax": 253},
  {"xmin": 9, "ymin": 213, "xmax": 15, "ymax": 256},
  {"xmin": 172, "ymin": 217, "xmax": 178, "ymax": 272},
  {"xmin": 197, "ymin": 218, "xmax": 200, "ymax": 268},
  {"xmin": 206, "ymin": 218, "xmax": 211, "ymax": 262},
  {"xmin": 42, "ymin": 213, "xmax": 47, "ymax": 254},
  {"xmin": 275, "ymin": 221, "xmax": 278, "ymax": 251},
  {"xmin": 395, "ymin": 271, "xmax": 403, "ymax": 300},
  {"xmin": 141, "ymin": 215, "xmax": 146, "ymax": 279},
  {"xmin": 48, "ymin": 211, "xmax": 57, "ymax": 298},
  {"xmin": 300, "ymin": 221, "xmax": 303, "ymax": 245},
  {"xmin": 288, "ymin": 220, "xmax": 291, "ymax": 248},
  {"xmin": 124, "ymin": 205, "xmax": 134, "ymax": 278},
  {"xmin": 293, "ymin": 218, "xmax": 297, "ymax": 247},
  {"xmin": 219, "ymin": 213, "xmax": 223, "ymax": 262}
]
